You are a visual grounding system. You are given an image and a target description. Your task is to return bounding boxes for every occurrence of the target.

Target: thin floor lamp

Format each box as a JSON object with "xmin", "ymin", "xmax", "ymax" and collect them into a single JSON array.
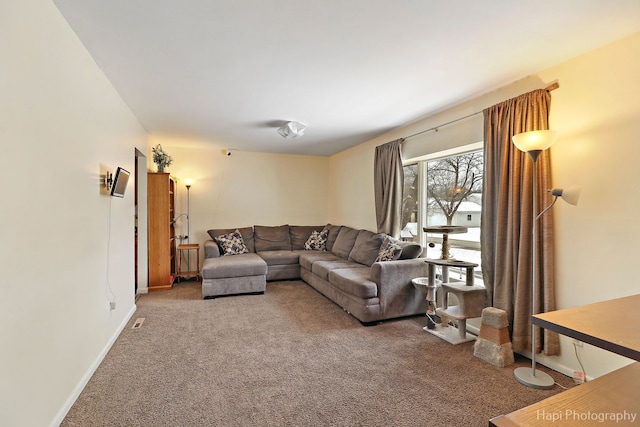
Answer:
[
  {"xmin": 185, "ymin": 179, "xmax": 192, "ymax": 272},
  {"xmin": 512, "ymin": 130, "xmax": 581, "ymax": 389}
]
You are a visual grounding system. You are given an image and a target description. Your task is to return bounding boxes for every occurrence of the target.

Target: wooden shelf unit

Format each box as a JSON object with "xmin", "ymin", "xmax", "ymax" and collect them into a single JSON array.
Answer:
[{"xmin": 147, "ymin": 172, "xmax": 176, "ymax": 291}]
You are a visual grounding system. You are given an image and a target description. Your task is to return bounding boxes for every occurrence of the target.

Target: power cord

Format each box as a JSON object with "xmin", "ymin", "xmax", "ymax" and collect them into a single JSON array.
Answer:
[
  {"xmin": 573, "ymin": 340, "xmax": 587, "ymax": 382},
  {"xmin": 105, "ymin": 194, "xmax": 116, "ymax": 309}
]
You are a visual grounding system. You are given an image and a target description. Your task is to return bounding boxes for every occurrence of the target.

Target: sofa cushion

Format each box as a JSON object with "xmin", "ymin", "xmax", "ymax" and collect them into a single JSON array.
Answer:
[
  {"xmin": 312, "ymin": 259, "xmax": 363, "ymax": 281},
  {"xmin": 304, "ymin": 229, "xmax": 329, "ymax": 251},
  {"xmin": 398, "ymin": 241, "xmax": 423, "ymax": 259},
  {"xmin": 331, "ymin": 226, "xmax": 360, "ymax": 259},
  {"xmin": 214, "ymin": 230, "xmax": 249, "ymax": 256},
  {"xmin": 290, "ymin": 225, "xmax": 324, "ymax": 250},
  {"xmin": 258, "ymin": 250, "xmax": 299, "ymax": 266},
  {"xmin": 208, "ymin": 227, "xmax": 255, "ymax": 253},
  {"xmin": 323, "ymin": 224, "xmax": 342, "ymax": 251},
  {"xmin": 375, "ymin": 236, "xmax": 403, "ymax": 262},
  {"xmin": 296, "ymin": 250, "xmax": 342, "ymax": 271},
  {"xmin": 202, "ymin": 253, "xmax": 267, "ymax": 279},
  {"xmin": 348, "ymin": 230, "xmax": 385, "ymax": 267},
  {"xmin": 328, "ymin": 268, "xmax": 378, "ymax": 299},
  {"xmin": 254, "ymin": 225, "xmax": 292, "ymax": 252}
]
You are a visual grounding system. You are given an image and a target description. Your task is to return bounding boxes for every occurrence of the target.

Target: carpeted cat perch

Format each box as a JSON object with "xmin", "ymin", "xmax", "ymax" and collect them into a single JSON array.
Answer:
[{"xmin": 473, "ymin": 307, "xmax": 514, "ymax": 367}]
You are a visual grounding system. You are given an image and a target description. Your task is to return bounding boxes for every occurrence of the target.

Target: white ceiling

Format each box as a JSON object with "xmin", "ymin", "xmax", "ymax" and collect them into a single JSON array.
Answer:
[{"xmin": 53, "ymin": 0, "xmax": 640, "ymax": 156}]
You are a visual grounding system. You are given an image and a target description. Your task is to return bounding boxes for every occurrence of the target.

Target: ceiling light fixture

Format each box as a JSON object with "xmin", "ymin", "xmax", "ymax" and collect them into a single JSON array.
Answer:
[{"xmin": 277, "ymin": 121, "xmax": 306, "ymax": 139}]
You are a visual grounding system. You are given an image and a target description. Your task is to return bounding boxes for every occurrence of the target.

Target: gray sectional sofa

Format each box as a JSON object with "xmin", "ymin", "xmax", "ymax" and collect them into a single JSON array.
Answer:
[{"xmin": 202, "ymin": 224, "xmax": 429, "ymax": 324}]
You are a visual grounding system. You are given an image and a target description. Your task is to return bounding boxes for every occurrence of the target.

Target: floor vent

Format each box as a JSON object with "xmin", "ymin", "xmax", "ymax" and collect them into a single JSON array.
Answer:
[{"xmin": 132, "ymin": 318, "xmax": 145, "ymax": 329}]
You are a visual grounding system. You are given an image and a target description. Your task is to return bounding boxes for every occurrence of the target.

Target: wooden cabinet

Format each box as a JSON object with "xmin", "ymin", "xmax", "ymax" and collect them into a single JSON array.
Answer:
[{"xmin": 147, "ymin": 172, "xmax": 176, "ymax": 290}]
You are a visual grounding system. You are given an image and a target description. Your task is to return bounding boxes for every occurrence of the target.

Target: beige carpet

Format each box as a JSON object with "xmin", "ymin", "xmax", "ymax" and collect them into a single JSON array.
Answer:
[{"xmin": 62, "ymin": 280, "xmax": 573, "ymax": 426}]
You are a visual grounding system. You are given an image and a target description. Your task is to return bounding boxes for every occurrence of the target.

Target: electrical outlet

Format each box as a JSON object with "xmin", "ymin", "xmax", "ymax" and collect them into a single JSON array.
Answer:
[
  {"xmin": 109, "ymin": 301, "xmax": 116, "ymax": 311},
  {"xmin": 573, "ymin": 339, "xmax": 583, "ymax": 347}
]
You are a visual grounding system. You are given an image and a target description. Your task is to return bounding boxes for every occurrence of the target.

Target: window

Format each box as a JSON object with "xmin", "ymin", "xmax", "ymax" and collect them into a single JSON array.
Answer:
[
  {"xmin": 400, "ymin": 163, "xmax": 419, "ymax": 241},
  {"xmin": 402, "ymin": 147, "xmax": 484, "ymax": 285}
]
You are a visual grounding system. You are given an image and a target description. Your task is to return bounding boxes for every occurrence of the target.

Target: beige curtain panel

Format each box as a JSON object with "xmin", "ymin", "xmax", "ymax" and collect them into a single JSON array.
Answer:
[
  {"xmin": 481, "ymin": 88, "xmax": 559, "ymax": 356},
  {"xmin": 374, "ymin": 139, "xmax": 404, "ymax": 238}
]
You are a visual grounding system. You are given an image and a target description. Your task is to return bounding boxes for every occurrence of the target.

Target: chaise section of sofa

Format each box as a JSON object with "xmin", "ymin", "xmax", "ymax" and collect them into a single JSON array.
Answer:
[
  {"xmin": 201, "ymin": 236, "xmax": 267, "ymax": 298},
  {"xmin": 202, "ymin": 227, "xmax": 264, "ymax": 298},
  {"xmin": 203, "ymin": 224, "xmax": 428, "ymax": 324}
]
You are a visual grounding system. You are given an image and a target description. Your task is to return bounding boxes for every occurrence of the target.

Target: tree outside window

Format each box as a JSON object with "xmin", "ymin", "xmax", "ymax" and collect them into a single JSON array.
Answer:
[{"xmin": 426, "ymin": 152, "xmax": 483, "ymax": 227}]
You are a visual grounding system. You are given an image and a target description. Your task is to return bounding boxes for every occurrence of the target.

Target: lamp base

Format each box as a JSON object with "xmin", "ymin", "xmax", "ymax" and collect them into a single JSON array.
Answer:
[{"xmin": 514, "ymin": 366, "xmax": 555, "ymax": 390}]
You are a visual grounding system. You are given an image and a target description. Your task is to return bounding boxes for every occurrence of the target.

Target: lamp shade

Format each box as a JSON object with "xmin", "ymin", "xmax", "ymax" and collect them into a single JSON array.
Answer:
[
  {"xmin": 550, "ymin": 186, "xmax": 581, "ymax": 206},
  {"xmin": 512, "ymin": 130, "xmax": 558, "ymax": 152}
]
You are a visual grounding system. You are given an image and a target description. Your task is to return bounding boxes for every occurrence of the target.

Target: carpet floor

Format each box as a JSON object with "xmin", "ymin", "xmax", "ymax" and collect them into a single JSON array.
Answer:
[{"xmin": 62, "ymin": 280, "xmax": 573, "ymax": 426}]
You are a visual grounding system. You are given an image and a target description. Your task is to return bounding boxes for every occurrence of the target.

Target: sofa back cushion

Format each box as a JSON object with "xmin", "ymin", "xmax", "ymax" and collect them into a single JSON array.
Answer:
[
  {"xmin": 290, "ymin": 225, "xmax": 325, "ymax": 250},
  {"xmin": 348, "ymin": 230, "xmax": 385, "ymax": 266},
  {"xmin": 208, "ymin": 226, "xmax": 255, "ymax": 253},
  {"xmin": 323, "ymin": 224, "xmax": 342, "ymax": 251},
  {"xmin": 398, "ymin": 241, "xmax": 424, "ymax": 259},
  {"xmin": 331, "ymin": 226, "xmax": 361, "ymax": 259},
  {"xmin": 254, "ymin": 225, "xmax": 292, "ymax": 252}
]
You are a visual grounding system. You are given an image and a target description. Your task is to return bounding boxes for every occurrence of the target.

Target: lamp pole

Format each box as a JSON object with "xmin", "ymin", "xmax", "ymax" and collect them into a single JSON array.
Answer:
[
  {"xmin": 186, "ymin": 184, "xmax": 191, "ymax": 244},
  {"xmin": 512, "ymin": 149, "xmax": 555, "ymax": 389},
  {"xmin": 512, "ymin": 130, "xmax": 557, "ymax": 390},
  {"xmin": 185, "ymin": 182, "xmax": 191, "ymax": 272}
]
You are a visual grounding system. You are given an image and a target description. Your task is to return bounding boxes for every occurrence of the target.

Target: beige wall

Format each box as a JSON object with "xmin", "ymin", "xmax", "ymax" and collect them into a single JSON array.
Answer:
[
  {"xmin": 148, "ymin": 136, "xmax": 330, "ymax": 249},
  {"xmin": 1, "ymin": 1, "xmax": 147, "ymax": 425},
  {"xmin": 535, "ymin": 32, "xmax": 640, "ymax": 378},
  {"xmin": 329, "ymin": 32, "xmax": 640, "ymax": 379}
]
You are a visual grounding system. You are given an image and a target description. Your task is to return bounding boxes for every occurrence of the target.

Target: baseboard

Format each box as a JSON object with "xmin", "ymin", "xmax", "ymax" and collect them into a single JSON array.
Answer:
[
  {"xmin": 50, "ymin": 304, "xmax": 137, "ymax": 427},
  {"xmin": 514, "ymin": 349, "xmax": 590, "ymax": 382}
]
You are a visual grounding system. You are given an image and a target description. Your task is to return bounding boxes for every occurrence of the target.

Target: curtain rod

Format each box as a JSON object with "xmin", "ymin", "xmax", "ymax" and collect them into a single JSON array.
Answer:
[{"xmin": 403, "ymin": 82, "xmax": 559, "ymax": 141}]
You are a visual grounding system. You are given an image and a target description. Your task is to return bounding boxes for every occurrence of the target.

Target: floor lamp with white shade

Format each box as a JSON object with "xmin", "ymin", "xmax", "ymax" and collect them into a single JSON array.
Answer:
[{"xmin": 512, "ymin": 130, "xmax": 581, "ymax": 389}]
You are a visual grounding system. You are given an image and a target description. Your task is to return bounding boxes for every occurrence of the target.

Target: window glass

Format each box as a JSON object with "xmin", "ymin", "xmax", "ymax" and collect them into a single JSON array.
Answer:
[
  {"xmin": 403, "ymin": 149, "xmax": 484, "ymax": 285},
  {"xmin": 401, "ymin": 163, "xmax": 419, "ymax": 241}
]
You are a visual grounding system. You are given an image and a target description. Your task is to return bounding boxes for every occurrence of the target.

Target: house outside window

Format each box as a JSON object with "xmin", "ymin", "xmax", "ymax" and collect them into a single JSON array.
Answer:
[{"xmin": 401, "ymin": 146, "xmax": 484, "ymax": 285}]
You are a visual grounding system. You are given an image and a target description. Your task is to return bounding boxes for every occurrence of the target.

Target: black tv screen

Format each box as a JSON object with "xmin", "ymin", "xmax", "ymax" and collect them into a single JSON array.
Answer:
[{"xmin": 110, "ymin": 167, "xmax": 130, "ymax": 198}]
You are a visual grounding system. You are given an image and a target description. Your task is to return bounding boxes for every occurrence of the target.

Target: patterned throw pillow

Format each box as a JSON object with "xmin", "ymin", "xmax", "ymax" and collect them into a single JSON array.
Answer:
[
  {"xmin": 375, "ymin": 236, "xmax": 403, "ymax": 262},
  {"xmin": 304, "ymin": 229, "xmax": 329, "ymax": 251},
  {"xmin": 214, "ymin": 229, "xmax": 248, "ymax": 256}
]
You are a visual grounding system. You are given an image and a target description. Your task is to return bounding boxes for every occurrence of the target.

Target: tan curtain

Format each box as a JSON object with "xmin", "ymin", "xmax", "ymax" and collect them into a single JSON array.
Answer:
[
  {"xmin": 374, "ymin": 139, "xmax": 404, "ymax": 238},
  {"xmin": 481, "ymin": 89, "xmax": 559, "ymax": 356}
]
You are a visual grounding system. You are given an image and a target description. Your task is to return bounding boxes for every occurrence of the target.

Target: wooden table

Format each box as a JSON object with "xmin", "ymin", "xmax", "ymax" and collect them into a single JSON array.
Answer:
[
  {"xmin": 176, "ymin": 243, "xmax": 200, "ymax": 282},
  {"xmin": 490, "ymin": 363, "xmax": 640, "ymax": 426},
  {"xmin": 490, "ymin": 294, "xmax": 640, "ymax": 426},
  {"xmin": 533, "ymin": 294, "xmax": 640, "ymax": 361}
]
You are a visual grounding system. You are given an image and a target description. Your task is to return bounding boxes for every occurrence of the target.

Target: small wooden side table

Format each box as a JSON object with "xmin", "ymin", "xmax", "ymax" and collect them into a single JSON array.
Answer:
[{"xmin": 176, "ymin": 243, "xmax": 200, "ymax": 282}]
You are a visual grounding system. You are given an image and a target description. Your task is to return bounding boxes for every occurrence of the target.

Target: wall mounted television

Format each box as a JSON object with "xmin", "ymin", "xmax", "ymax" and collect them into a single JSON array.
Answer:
[{"xmin": 110, "ymin": 167, "xmax": 130, "ymax": 198}]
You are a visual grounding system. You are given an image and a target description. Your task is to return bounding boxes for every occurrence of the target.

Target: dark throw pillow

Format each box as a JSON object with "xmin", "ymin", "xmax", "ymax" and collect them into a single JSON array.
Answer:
[
  {"xmin": 214, "ymin": 229, "xmax": 248, "ymax": 256},
  {"xmin": 375, "ymin": 236, "xmax": 403, "ymax": 262},
  {"xmin": 304, "ymin": 229, "xmax": 329, "ymax": 251}
]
